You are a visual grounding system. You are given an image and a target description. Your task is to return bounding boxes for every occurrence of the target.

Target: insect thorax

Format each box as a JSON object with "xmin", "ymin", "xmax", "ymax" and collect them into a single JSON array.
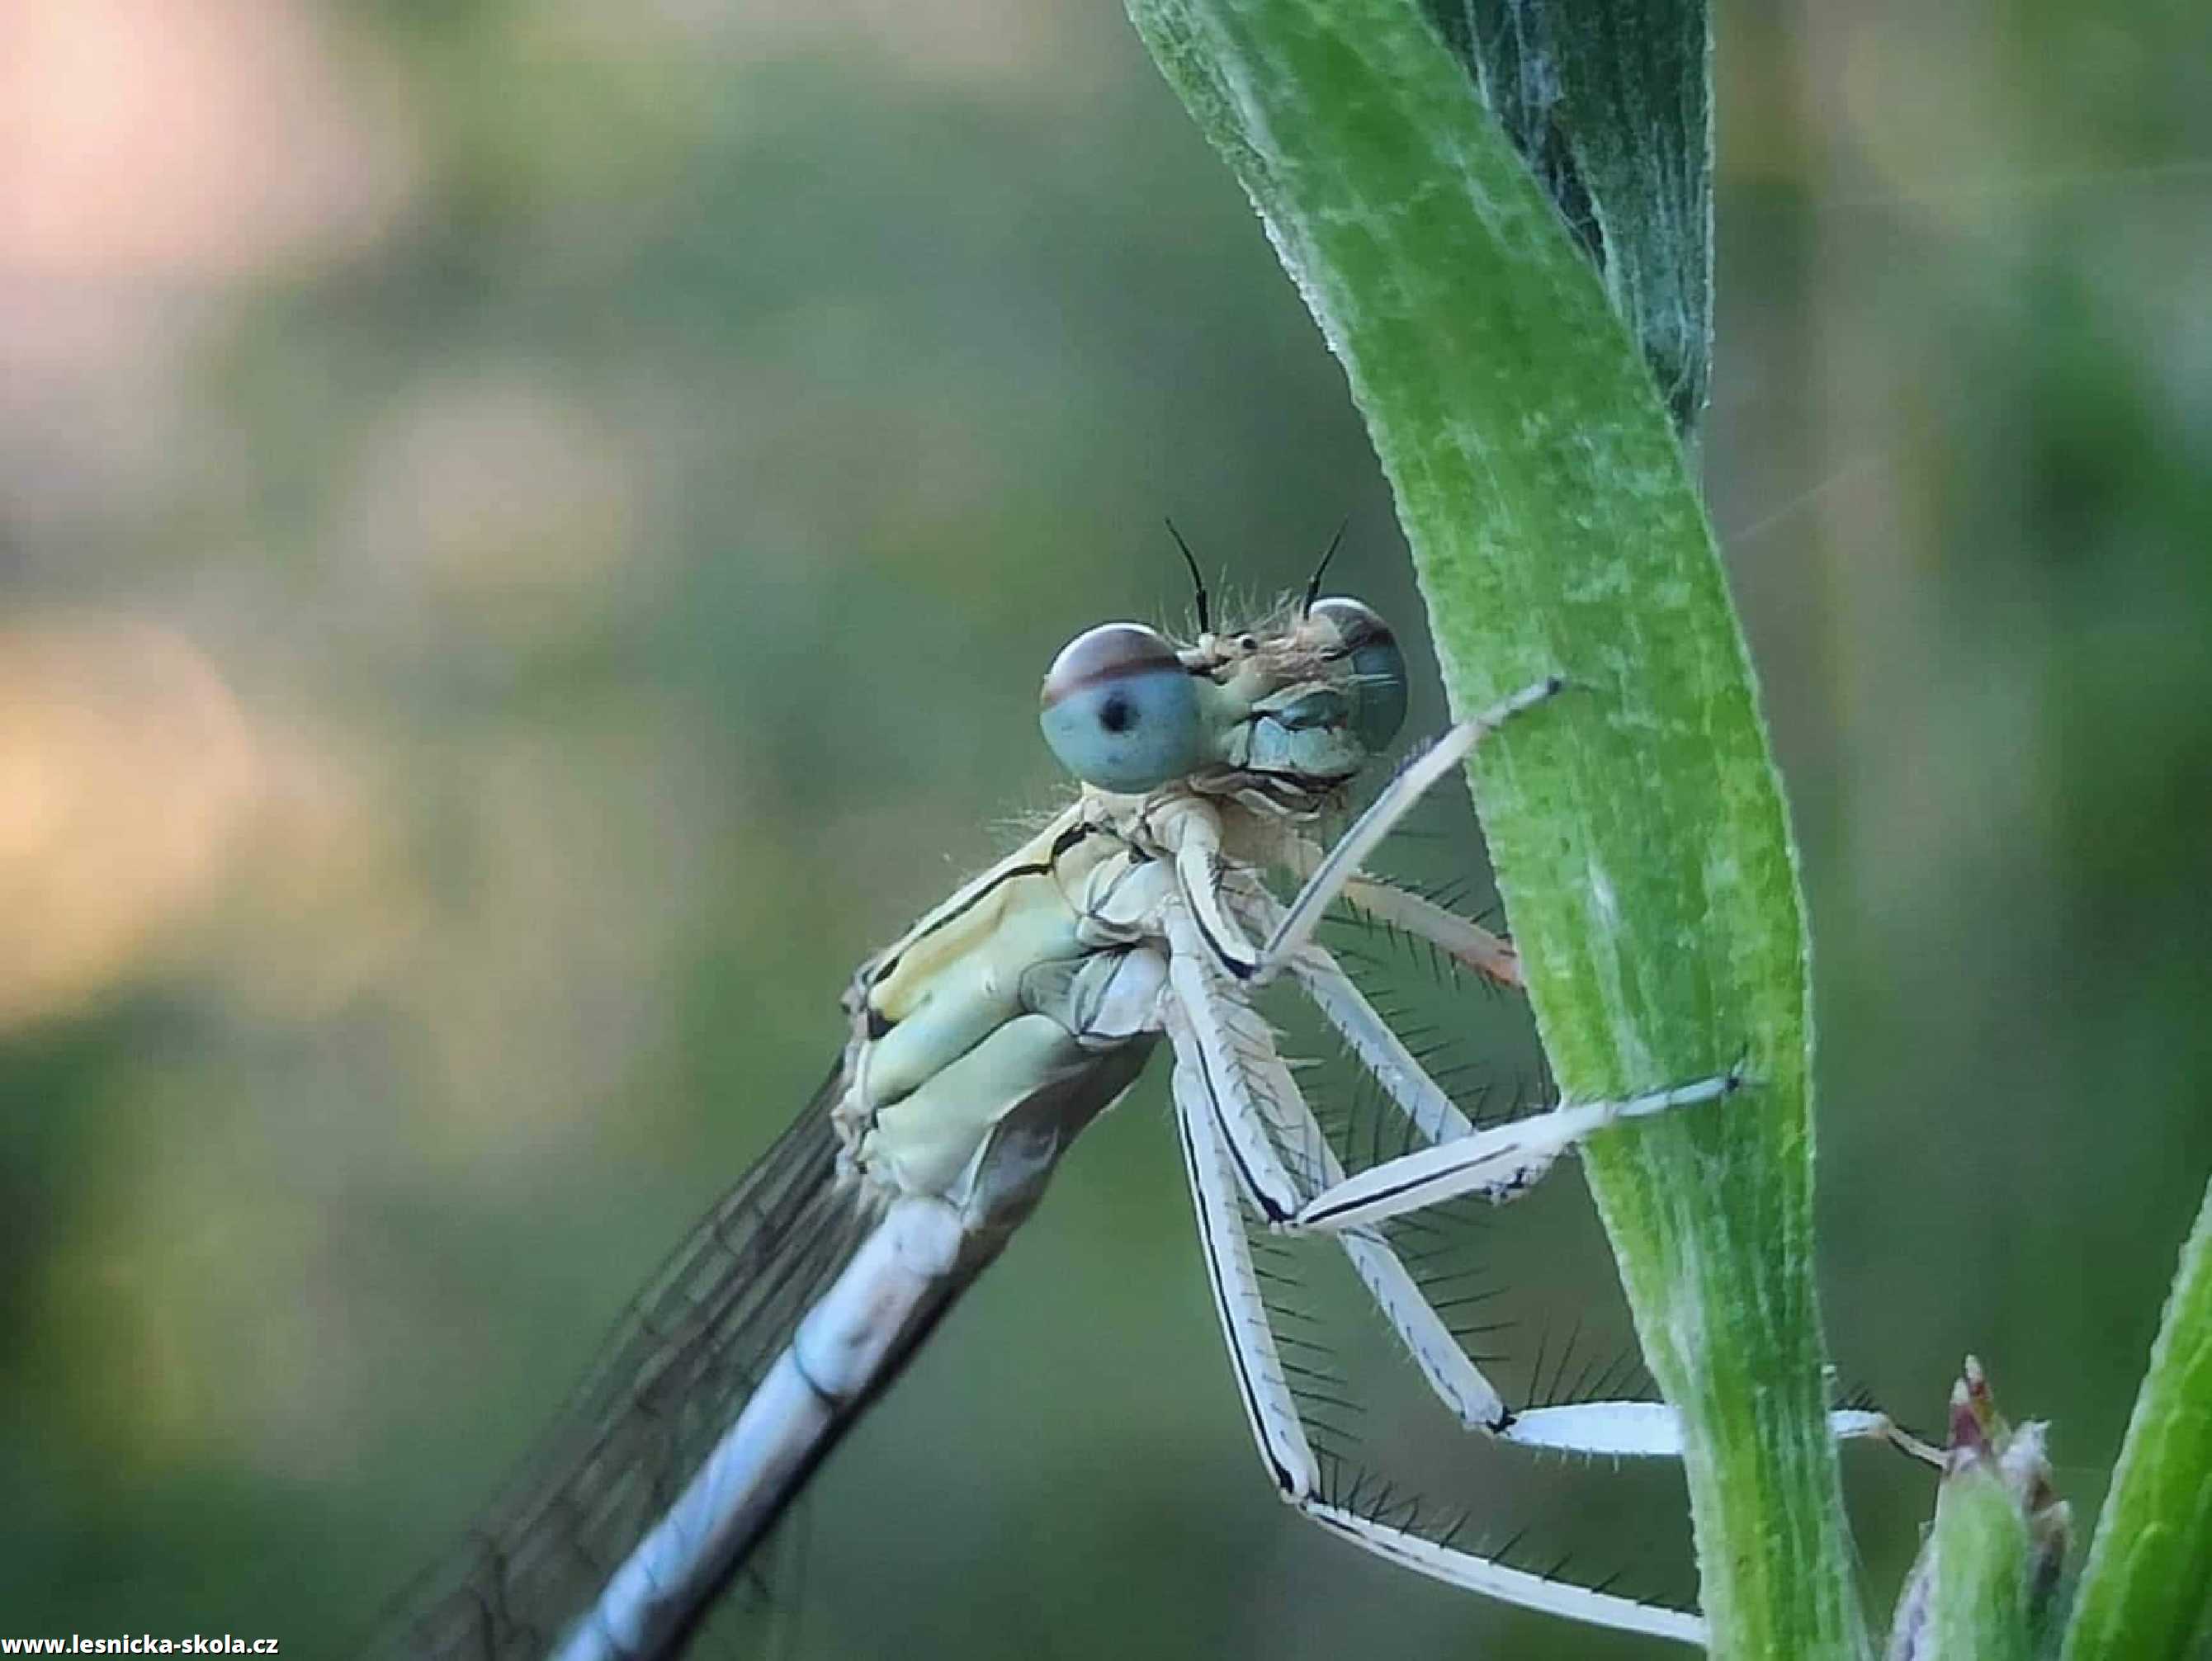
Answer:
[{"xmin": 830, "ymin": 810, "xmax": 1166, "ymax": 1229}]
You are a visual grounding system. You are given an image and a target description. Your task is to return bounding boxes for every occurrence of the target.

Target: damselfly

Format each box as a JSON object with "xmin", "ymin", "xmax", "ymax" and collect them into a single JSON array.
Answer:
[{"xmin": 382, "ymin": 547, "xmax": 1897, "ymax": 1659}]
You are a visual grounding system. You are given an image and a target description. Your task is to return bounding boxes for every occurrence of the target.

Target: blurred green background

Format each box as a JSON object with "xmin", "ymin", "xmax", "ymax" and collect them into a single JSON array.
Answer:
[{"xmin": 2, "ymin": 0, "xmax": 2209, "ymax": 1655}]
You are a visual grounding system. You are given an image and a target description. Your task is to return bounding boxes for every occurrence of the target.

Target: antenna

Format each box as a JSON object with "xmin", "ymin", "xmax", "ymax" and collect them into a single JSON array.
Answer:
[
  {"xmin": 1164, "ymin": 518, "xmax": 1211, "ymax": 635},
  {"xmin": 1302, "ymin": 518, "xmax": 1349, "ymax": 616}
]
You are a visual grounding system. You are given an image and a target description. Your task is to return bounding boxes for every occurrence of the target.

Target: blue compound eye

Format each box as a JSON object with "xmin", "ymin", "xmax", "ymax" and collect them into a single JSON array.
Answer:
[
  {"xmin": 1309, "ymin": 597, "xmax": 1407, "ymax": 751},
  {"xmin": 1040, "ymin": 623, "xmax": 1205, "ymax": 792}
]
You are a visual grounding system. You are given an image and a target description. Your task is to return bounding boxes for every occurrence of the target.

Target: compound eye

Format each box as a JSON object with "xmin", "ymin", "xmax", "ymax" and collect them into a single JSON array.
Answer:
[
  {"xmin": 1309, "ymin": 597, "xmax": 1407, "ymax": 751},
  {"xmin": 1039, "ymin": 623, "xmax": 1205, "ymax": 792}
]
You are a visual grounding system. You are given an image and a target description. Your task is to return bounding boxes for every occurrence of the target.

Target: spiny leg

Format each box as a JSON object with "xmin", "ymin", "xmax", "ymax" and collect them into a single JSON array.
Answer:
[
  {"xmin": 1297, "ymin": 1504, "xmax": 1704, "ymax": 1648},
  {"xmin": 1501, "ymin": 1401, "xmax": 1923, "ymax": 1460},
  {"xmin": 1162, "ymin": 998, "xmax": 1316, "ymax": 1498},
  {"xmin": 1210, "ymin": 885, "xmax": 1927, "ymax": 1470},
  {"xmin": 1163, "ymin": 955, "xmax": 1510, "ymax": 1431},
  {"xmin": 1269, "ymin": 999, "xmax": 1905, "ymax": 1458},
  {"xmin": 1162, "ymin": 1010, "xmax": 1708, "ymax": 1650},
  {"xmin": 1255, "ymin": 676, "xmax": 1564, "ymax": 989},
  {"xmin": 1281, "ymin": 836, "xmax": 1521, "ymax": 990},
  {"xmin": 1160, "ymin": 901, "xmax": 1310, "ymax": 1223},
  {"xmin": 1293, "ymin": 1069, "xmax": 1747, "ymax": 1234},
  {"xmin": 1166, "ymin": 948, "xmax": 1909, "ymax": 1474},
  {"xmin": 1181, "ymin": 698, "xmax": 1900, "ymax": 1473},
  {"xmin": 1227, "ymin": 865, "xmax": 1742, "ymax": 1238},
  {"xmin": 1161, "ymin": 798, "xmax": 1267, "ymax": 980},
  {"xmin": 1212, "ymin": 881, "xmax": 1795, "ymax": 1452},
  {"xmin": 1231, "ymin": 1007, "xmax": 1893, "ymax": 1462},
  {"xmin": 1219, "ymin": 873, "xmax": 1475, "ymax": 1146},
  {"xmin": 1339, "ymin": 872, "xmax": 1522, "ymax": 989}
]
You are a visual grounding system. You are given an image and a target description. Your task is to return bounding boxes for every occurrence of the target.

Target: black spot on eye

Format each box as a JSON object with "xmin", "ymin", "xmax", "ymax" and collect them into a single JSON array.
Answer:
[{"xmin": 1099, "ymin": 692, "xmax": 1133, "ymax": 734}]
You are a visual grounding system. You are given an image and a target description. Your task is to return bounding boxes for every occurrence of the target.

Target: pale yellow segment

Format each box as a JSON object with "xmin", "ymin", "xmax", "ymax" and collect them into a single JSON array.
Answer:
[
  {"xmin": 867, "ymin": 816, "xmax": 1076, "ymax": 1024},
  {"xmin": 861, "ymin": 806, "xmax": 1136, "ymax": 1108},
  {"xmin": 863, "ymin": 885, "xmax": 1083, "ymax": 1105},
  {"xmin": 863, "ymin": 1013, "xmax": 1088, "ymax": 1197}
]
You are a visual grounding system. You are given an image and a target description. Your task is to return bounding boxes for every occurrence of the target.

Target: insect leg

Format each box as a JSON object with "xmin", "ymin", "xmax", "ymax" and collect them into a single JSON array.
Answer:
[
  {"xmin": 1280, "ymin": 833, "xmax": 1523, "ymax": 991},
  {"xmin": 1166, "ymin": 952, "xmax": 1510, "ymax": 1430},
  {"xmin": 1163, "ymin": 998, "xmax": 1317, "ymax": 1498},
  {"xmin": 1217, "ymin": 875, "xmax": 1476, "ymax": 1149},
  {"xmin": 1253, "ymin": 676, "xmax": 1564, "ymax": 989},
  {"xmin": 1500, "ymin": 1400, "xmax": 1931, "ymax": 1460},
  {"xmin": 1208, "ymin": 878, "xmax": 1902, "ymax": 1468},
  {"xmin": 1160, "ymin": 902, "xmax": 1314, "ymax": 1223},
  {"xmin": 1296, "ymin": 1503, "xmax": 1706, "ymax": 1648},
  {"xmin": 1337, "ymin": 871, "xmax": 1523, "ymax": 990},
  {"xmin": 1292, "ymin": 1068, "xmax": 1747, "ymax": 1234},
  {"xmin": 1164, "ymin": 1012, "xmax": 1706, "ymax": 1649},
  {"xmin": 1160, "ymin": 799, "xmax": 1265, "ymax": 979},
  {"xmin": 1201, "ymin": 916, "xmax": 1898, "ymax": 1457}
]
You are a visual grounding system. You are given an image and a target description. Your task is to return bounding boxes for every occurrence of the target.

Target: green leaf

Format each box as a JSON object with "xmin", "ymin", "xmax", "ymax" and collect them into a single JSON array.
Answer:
[
  {"xmin": 1417, "ymin": 0, "xmax": 1713, "ymax": 432},
  {"xmin": 2061, "ymin": 1175, "xmax": 2212, "ymax": 1661},
  {"xmin": 1124, "ymin": 0, "xmax": 1863, "ymax": 1655}
]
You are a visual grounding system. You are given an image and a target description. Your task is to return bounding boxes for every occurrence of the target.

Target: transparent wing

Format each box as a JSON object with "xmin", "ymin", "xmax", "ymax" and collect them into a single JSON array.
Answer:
[{"xmin": 375, "ymin": 1061, "xmax": 875, "ymax": 1660}]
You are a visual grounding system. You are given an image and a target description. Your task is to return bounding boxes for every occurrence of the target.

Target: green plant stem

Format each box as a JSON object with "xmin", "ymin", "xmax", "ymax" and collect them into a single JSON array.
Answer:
[
  {"xmin": 1124, "ymin": 0, "xmax": 1865, "ymax": 1654},
  {"xmin": 2061, "ymin": 1175, "xmax": 2212, "ymax": 1661}
]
